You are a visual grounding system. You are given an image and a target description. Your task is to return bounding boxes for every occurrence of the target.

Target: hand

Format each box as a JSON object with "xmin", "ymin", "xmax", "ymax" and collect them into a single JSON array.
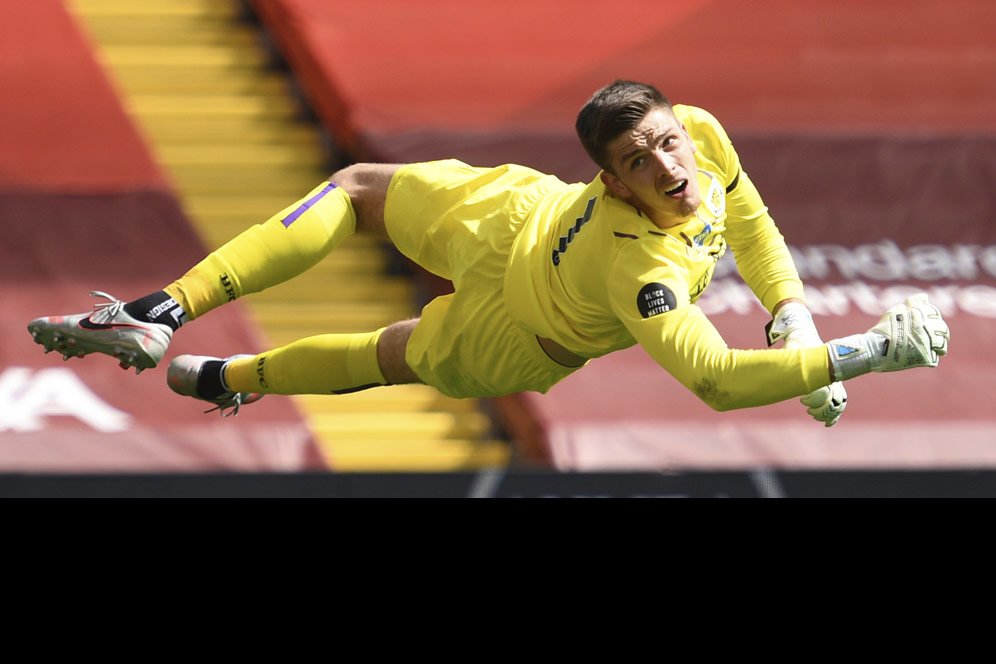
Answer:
[
  {"xmin": 800, "ymin": 382, "xmax": 847, "ymax": 427},
  {"xmin": 827, "ymin": 293, "xmax": 951, "ymax": 380},
  {"xmin": 770, "ymin": 301, "xmax": 848, "ymax": 427},
  {"xmin": 868, "ymin": 293, "xmax": 950, "ymax": 371}
]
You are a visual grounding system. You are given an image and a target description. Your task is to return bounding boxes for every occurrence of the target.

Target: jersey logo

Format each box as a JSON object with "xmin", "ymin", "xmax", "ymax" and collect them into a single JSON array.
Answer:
[
  {"xmin": 552, "ymin": 197, "xmax": 596, "ymax": 266},
  {"xmin": 691, "ymin": 223, "xmax": 712, "ymax": 247},
  {"xmin": 637, "ymin": 283, "xmax": 678, "ymax": 318},
  {"xmin": 703, "ymin": 171, "xmax": 725, "ymax": 218}
]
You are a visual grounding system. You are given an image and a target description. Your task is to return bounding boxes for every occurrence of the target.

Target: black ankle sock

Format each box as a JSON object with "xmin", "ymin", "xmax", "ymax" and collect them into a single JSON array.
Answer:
[
  {"xmin": 196, "ymin": 360, "xmax": 228, "ymax": 400},
  {"xmin": 123, "ymin": 291, "xmax": 188, "ymax": 331}
]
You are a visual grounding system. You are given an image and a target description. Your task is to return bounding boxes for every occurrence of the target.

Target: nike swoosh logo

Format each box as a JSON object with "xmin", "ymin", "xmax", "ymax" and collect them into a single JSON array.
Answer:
[{"xmin": 78, "ymin": 317, "xmax": 127, "ymax": 331}]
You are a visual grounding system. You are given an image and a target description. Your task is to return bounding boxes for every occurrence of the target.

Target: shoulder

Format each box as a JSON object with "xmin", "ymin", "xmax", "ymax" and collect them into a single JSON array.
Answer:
[
  {"xmin": 673, "ymin": 105, "xmax": 729, "ymax": 137},
  {"xmin": 674, "ymin": 104, "xmax": 733, "ymax": 150},
  {"xmin": 608, "ymin": 233, "xmax": 688, "ymax": 282},
  {"xmin": 606, "ymin": 238, "xmax": 691, "ymax": 316},
  {"xmin": 673, "ymin": 104, "xmax": 738, "ymax": 183}
]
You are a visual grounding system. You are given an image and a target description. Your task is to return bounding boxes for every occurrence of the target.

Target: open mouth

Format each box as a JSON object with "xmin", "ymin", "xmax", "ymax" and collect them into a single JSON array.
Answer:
[{"xmin": 663, "ymin": 179, "xmax": 688, "ymax": 196}]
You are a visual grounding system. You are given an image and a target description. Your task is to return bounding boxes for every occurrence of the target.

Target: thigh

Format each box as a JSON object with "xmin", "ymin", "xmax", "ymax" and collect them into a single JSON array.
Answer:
[
  {"xmin": 405, "ymin": 289, "xmax": 583, "ymax": 399},
  {"xmin": 383, "ymin": 159, "xmax": 560, "ymax": 280}
]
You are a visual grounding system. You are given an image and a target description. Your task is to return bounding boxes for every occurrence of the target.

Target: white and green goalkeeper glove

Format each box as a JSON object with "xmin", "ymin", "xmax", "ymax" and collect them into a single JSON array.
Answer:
[
  {"xmin": 827, "ymin": 293, "xmax": 950, "ymax": 380},
  {"xmin": 767, "ymin": 301, "xmax": 847, "ymax": 428}
]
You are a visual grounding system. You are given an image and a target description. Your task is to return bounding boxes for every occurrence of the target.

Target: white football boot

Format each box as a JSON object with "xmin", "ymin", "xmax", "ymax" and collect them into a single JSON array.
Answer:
[
  {"xmin": 27, "ymin": 291, "xmax": 172, "ymax": 374},
  {"xmin": 167, "ymin": 354, "xmax": 264, "ymax": 417}
]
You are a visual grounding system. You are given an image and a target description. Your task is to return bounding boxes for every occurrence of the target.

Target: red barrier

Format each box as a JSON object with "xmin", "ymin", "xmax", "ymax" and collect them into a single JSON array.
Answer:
[
  {"xmin": 252, "ymin": 0, "xmax": 996, "ymax": 181},
  {"xmin": 0, "ymin": 1, "xmax": 324, "ymax": 471},
  {"xmin": 251, "ymin": 0, "xmax": 996, "ymax": 469},
  {"xmin": 0, "ymin": 0, "xmax": 165, "ymax": 192},
  {"xmin": 500, "ymin": 135, "xmax": 996, "ymax": 469},
  {"xmin": 0, "ymin": 192, "xmax": 326, "ymax": 472}
]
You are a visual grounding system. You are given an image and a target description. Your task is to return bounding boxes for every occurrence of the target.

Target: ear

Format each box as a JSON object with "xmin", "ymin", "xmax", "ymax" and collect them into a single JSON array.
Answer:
[{"xmin": 600, "ymin": 170, "xmax": 632, "ymax": 198}]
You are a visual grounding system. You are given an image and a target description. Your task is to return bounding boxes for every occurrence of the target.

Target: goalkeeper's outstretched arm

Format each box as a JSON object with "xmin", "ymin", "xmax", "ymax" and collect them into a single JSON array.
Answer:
[{"xmin": 622, "ymin": 293, "xmax": 950, "ymax": 413}]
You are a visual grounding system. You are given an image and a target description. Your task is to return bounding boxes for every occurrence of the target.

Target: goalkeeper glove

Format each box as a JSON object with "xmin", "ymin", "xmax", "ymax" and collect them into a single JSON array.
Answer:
[
  {"xmin": 767, "ymin": 302, "xmax": 847, "ymax": 427},
  {"xmin": 827, "ymin": 293, "xmax": 950, "ymax": 381}
]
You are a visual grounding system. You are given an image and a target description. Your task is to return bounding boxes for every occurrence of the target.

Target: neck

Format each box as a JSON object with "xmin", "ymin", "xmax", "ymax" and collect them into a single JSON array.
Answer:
[{"xmin": 630, "ymin": 198, "xmax": 694, "ymax": 229}]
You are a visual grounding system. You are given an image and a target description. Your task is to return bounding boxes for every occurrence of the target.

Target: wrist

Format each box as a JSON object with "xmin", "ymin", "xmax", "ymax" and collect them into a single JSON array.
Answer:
[
  {"xmin": 767, "ymin": 302, "xmax": 819, "ymax": 347},
  {"xmin": 784, "ymin": 328, "xmax": 823, "ymax": 350},
  {"xmin": 826, "ymin": 332, "xmax": 888, "ymax": 381}
]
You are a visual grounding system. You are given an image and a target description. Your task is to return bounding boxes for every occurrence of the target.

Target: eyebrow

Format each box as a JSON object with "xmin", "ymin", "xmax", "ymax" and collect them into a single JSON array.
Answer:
[
  {"xmin": 617, "ymin": 129, "xmax": 675, "ymax": 167},
  {"xmin": 618, "ymin": 145, "xmax": 644, "ymax": 167}
]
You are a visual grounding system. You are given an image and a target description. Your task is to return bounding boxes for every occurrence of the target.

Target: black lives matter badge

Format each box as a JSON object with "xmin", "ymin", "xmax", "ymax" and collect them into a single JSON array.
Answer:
[{"xmin": 637, "ymin": 283, "xmax": 678, "ymax": 318}]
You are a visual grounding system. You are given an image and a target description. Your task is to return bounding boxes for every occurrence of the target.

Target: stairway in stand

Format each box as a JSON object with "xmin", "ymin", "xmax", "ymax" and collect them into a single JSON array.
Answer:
[{"xmin": 68, "ymin": 0, "xmax": 509, "ymax": 470}]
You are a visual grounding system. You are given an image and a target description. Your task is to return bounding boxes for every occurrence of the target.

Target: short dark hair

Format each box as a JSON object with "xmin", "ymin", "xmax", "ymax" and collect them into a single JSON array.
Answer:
[{"xmin": 575, "ymin": 80, "xmax": 673, "ymax": 173}]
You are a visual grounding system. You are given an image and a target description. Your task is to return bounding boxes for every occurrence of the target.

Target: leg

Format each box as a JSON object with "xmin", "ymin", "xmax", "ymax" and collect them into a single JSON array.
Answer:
[
  {"xmin": 216, "ymin": 316, "xmax": 420, "ymax": 395},
  {"xmin": 165, "ymin": 163, "xmax": 402, "ymax": 321},
  {"xmin": 27, "ymin": 164, "xmax": 404, "ymax": 371},
  {"xmin": 166, "ymin": 317, "xmax": 423, "ymax": 412},
  {"xmin": 165, "ymin": 160, "xmax": 570, "ymax": 409}
]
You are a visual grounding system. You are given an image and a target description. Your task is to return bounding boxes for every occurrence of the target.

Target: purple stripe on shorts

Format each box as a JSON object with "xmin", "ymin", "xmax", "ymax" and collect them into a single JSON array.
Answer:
[{"xmin": 281, "ymin": 182, "xmax": 337, "ymax": 227}]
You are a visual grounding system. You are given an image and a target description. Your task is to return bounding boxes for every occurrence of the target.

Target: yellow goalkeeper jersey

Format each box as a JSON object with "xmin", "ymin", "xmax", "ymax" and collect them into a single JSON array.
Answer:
[{"xmin": 503, "ymin": 105, "xmax": 829, "ymax": 409}]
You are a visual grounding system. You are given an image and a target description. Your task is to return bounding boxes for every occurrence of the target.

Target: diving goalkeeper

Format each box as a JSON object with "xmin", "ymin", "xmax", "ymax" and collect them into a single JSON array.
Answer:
[{"xmin": 27, "ymin": 80, "xmax": 950, "ymax": 424}]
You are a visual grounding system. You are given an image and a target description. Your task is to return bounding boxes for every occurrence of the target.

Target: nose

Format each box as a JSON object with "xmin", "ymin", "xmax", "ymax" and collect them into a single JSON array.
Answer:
[{"xmin": 652, "ymin": 148, "xmax": 680, "ymax": 175}]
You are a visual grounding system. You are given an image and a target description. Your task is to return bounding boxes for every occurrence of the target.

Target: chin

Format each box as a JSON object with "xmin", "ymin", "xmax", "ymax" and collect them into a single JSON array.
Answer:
[{"xmin": 678, "ymin": 198, "xmax": 700, "ymax": 217}]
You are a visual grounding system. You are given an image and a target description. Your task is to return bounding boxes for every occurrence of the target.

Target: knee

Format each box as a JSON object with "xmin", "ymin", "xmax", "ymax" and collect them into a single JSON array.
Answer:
[
  {"xmin": 328, "ymin": 163, "xmax": 369, "ymax": 223},
  {"xmin": 328, "ymin": 163, "xmax": 367, "ymax": 193},
  {"xmin": 377, "ymin": 319, "xmax": 421, "ymax": 385},
  {"xmin": 329, "ymin": 163, "xmax": 399, "ymax": 234}
]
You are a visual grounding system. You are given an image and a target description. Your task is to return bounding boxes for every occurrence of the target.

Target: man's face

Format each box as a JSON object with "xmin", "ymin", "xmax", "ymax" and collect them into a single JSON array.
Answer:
[{"xmin": 601, "ymin": 107, "xmax": 701, "ymax": 226}]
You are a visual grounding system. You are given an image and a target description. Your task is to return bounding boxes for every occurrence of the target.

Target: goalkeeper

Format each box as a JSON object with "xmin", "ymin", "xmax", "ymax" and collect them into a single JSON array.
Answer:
[{"xmin": 27, "ymin": 80, "xmax": 950, "ymax": 423}]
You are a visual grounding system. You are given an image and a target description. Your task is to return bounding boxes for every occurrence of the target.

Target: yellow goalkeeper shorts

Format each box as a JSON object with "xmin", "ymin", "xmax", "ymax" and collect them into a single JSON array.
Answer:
[{"xmin": 384, "ymin": 159, "xmax": 583, "ymax": 398}]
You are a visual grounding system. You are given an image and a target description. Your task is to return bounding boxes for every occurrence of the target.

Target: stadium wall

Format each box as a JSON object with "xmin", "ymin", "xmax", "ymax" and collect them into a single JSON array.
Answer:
[
  {"xmin": 0, "ymin": 0, "xmax": 324, "ymax": 472},
  {"xmin": 251, "ymin": 0, "xmax": 996, "ymax": 471}
]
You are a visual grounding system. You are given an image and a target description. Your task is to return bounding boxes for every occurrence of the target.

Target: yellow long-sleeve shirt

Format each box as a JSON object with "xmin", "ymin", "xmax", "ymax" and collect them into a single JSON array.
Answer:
[{"xmin": 503, "ymin": 105, "xmax": 830, "ymax": 410}]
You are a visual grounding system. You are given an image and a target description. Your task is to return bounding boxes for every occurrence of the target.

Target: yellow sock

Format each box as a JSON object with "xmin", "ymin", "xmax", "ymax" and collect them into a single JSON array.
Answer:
[
  {"xmin": 222, "ymin": 329, "xmax": 388, "ymax": 395},
  {"xmin": 163, "ymin": 181, "xmax": 355, "ymax": 319}
]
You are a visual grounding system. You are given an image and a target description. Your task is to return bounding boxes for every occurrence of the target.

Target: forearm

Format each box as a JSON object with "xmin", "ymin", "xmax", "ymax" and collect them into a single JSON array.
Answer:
[
  {"xmin": 729, "ymin": 216, "xmax": 804, "ymax": 312},
  {"xmin": 767, "ymin": 300, "xmax": 841, "ymax": 383},
  {"xmin": 631, "ymin": 305, "xmax": 831, "ymax": 411},
  {"xmin": 724, "ymin": 172, "xmax": 804, "ymax": 312}
]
